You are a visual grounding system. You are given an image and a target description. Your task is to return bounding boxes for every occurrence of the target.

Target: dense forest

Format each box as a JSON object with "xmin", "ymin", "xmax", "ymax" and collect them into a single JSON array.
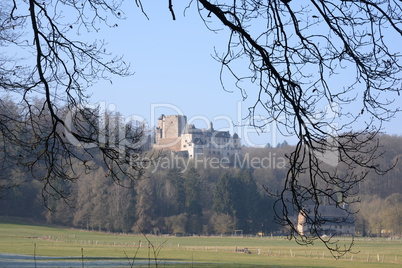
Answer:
[
  {"xmin": 0, "ymin": 99, "xmax": 402, "ymax": 237},
  {"xmin": 1, "ymin": 137, "xmax": 402, "ymax": 237}
]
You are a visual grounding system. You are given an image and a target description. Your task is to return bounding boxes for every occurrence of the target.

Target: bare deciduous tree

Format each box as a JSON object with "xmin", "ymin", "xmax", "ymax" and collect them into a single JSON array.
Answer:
[
  {"xmin": 0, "ymin": 0, "xmax": 149, "ymax": 205},
  {"xmin": 191, "ymin": 0, "xmax": 401, "ymax": 257}
]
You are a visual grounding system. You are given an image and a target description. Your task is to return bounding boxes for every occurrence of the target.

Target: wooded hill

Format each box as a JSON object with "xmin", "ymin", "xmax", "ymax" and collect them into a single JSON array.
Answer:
[
  {"xmin": 1, "ymin": 133, "xmax": 402, "ymax": 237},
  {"xmin": 0, "ymin": 98, "xmax": 401, "ymax": 236}
]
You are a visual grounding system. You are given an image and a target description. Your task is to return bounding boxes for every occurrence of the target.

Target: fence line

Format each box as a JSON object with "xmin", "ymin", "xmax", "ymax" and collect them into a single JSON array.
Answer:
[
  {"xmin": 38, "ymin": 234, "xmax": 402, "ymax": 265},
  {"xmin": 178, "ymin": 245, "xmax": 402, "ymax": 265}
]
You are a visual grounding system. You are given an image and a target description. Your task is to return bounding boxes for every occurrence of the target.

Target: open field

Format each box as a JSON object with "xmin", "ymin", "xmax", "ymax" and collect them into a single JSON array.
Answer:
[{"xmin": 0, "ymin": 220, "xmax": 402, "ymax": 267}]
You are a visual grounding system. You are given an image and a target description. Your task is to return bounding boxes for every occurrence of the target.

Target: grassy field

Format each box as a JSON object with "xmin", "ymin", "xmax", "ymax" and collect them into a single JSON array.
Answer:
[{"xmin": 0, "ymin": 219, "xmax": 401, "ymax": 267}]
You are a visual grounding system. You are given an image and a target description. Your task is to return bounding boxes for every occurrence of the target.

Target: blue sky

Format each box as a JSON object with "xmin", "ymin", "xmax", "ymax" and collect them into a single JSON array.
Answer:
[{"xmin": 87, "ymin": 3, "xmax": 402, "ymax": 147}]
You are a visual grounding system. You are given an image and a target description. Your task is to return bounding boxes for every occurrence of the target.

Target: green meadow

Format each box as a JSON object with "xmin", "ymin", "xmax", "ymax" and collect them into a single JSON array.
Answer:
[{"xmin": 0, "ymin": 220, "xmax": 401, "ymax": 267}]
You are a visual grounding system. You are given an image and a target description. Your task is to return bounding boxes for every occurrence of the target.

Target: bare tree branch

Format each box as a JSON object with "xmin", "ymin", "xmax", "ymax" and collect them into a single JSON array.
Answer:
[
  {"xmin": 197, "ymin": 0, "xmax": 401, "ymax": 257},
  {"xmin": 0, "ymin": 0, "xmax": 151, "ymax": 207}
]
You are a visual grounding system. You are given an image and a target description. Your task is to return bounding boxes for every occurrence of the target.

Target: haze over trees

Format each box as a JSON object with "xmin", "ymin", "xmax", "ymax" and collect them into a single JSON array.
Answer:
[
  {"xmin": 0, "ymin": 98, "xmax": 401, "ymax": 239},
  {"xmin": 1, "ymin": 0, "xmax": 402, "ymax": 257}
]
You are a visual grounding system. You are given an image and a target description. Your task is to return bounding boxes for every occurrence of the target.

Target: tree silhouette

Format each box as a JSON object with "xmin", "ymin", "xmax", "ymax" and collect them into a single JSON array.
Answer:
[
  {"xmin": 0, "ymin": 1, "xmax": 150, "ymax": 206},
  {"xmin": 189, "ymin": 0, "xmax": 401, "ymax": 257},
  {"xmin": 1, "ymin": 0, "xmax": 401, "ymax": 257}
]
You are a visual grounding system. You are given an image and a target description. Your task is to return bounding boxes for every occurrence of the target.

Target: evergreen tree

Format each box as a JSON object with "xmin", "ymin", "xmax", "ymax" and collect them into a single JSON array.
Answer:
[
  {"xmin": 213, "ymin": 173, "xmax": 237, "ymax": 216},
  {"xmin": 183, "ymin": 167, "xmax": 203, "ymax": 233},
  {"xmin": 235, "ymin": 170, "xmax": 260, "ymax": 233},
  {"xmin": 183, "ymin": 167, "xmax": 202, "ymax": 216}
]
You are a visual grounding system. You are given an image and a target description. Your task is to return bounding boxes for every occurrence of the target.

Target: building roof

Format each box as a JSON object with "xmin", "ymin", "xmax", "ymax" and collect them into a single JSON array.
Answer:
[
  {"xmin": 212, "ymin": 131, "xmax": 231, "ymax": 138},
  {"xmin": 300, "ymin": 204, "xmax": 354, "ymax": 224}
]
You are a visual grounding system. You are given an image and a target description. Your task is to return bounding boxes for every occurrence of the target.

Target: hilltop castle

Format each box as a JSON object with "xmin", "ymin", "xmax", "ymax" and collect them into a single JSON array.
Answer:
[{"xmin": 154, "ymin": 114, "xmax": 241, "ymax": 158}]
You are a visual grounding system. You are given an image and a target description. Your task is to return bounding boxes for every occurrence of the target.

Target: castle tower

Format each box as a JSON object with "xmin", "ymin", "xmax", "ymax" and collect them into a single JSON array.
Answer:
[{"xmin": 154, "ymin": 114, "xmax": 187, "ymax": 151}]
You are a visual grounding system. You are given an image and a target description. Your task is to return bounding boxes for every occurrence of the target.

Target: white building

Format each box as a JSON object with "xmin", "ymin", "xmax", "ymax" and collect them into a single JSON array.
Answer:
[{"xmin": 297, "ymin": 205, "xmax": 355, "ymax": 236}]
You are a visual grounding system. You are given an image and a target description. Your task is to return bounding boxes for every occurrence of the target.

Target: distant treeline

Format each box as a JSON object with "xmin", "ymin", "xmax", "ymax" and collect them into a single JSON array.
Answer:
[
  {"xmin": 1, "ymin": 134, "xmax": 402, "ymax": 236},
  {"xmin": 0, "ymin": 100, "xmax": 401, "ymax": 236}
]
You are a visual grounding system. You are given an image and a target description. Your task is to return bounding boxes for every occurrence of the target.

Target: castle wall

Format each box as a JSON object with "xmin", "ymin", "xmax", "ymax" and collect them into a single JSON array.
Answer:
[{"xmin": 153, "ymin": 137, "xmax": 182, "ymax": 151}]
